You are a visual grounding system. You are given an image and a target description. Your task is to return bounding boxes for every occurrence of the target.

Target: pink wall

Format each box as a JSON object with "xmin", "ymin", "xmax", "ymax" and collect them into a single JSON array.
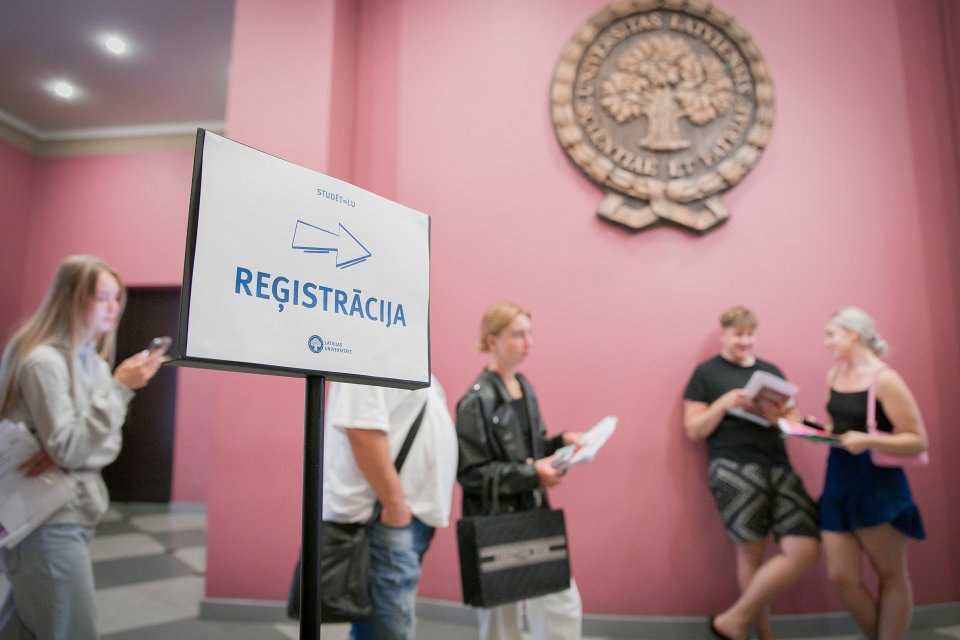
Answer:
[
  {"xmin": 2, "ymin": 0, "xmax": 958, "ymax": 618},
  {"xmin": 0, "ymin": 141, "xmax": 33, "ymax": 343},
  {"xmin": 18, "ymin": 151, "xmax": 192, "ymax": 295},
  {"xmin": 895, "ymin": 0, "xmax": 960, "ymax": 595},
  {"xmin": 349, "ymin": 0, "xmax": 960, "ymax": 615},
  {"xmin": 202, "ymin": 0, "xmax": 338, "ymax": 601},
  {"xmin": 0, "ymin": 143, "xmax": 210, "ymax": 504}
]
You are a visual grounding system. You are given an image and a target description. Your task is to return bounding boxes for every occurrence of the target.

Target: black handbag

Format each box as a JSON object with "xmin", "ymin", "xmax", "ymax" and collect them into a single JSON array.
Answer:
[
  {"xmin": 287, "ymin": 518, "xmax": 374, "ymax": 622},
  {"xmin": 456, "ymin": 474, "xmax": 571, "ymax": 608},
  {"xmin": 287, "ymin": 401, "xmax": 427, "ymax": 622}
]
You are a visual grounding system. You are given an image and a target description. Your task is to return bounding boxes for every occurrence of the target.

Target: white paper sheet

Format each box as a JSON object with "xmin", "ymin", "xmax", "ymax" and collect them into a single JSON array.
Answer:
[
  {"xmin": 728, "ymin": 370, "xmax": 799, "ymax": 427},
  {"xmin": 0, "ymin": 420, "xmax": 75, "ymax": 549},
  {"xmin": 551, "ymin": 416, "xmax": 618, "ymax": 470}
]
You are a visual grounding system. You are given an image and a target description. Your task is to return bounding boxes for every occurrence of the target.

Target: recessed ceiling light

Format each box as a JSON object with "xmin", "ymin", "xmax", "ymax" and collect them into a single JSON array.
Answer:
[
  {"xmin": 52, "ymin": 81, "xmax": 75, "ymax": 99},
  {"xmin": 104, "ymin": 35, "xmax": 127, "ymax": 55}
]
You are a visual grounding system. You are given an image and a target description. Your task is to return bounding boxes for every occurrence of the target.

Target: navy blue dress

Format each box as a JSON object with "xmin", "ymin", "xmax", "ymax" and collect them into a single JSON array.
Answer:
[{"xmin": 819, "ymin": 389, "xmax": 925, "ymax": 539}]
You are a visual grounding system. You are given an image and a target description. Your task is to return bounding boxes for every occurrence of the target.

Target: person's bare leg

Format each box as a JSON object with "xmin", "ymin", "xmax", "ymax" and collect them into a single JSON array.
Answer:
[
  {"xmin": 823, "ymin": 531, "xmax": 877, "ymax": 639},
  {"xmin": 858, "ymin": 525, "xmax": 912, "ymax": 640},
  {"xmin": 713, "ymin": 536, "xmax": 819, "ymax": 640},
  {"xmin": 731, "ymin": 540, "xmax": 773, "ymax": 640}
]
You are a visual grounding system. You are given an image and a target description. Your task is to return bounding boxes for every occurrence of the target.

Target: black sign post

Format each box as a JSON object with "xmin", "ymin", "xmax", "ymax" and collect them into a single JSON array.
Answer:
[{"xmin": 299, "ymin": 375, "xmax": 325, "ymax": 639}]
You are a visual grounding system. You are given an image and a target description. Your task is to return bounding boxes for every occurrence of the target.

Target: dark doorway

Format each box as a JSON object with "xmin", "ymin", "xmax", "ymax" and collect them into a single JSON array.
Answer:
[{"xmin": 103, "ymin": 287, "xmax": 180, "ymax": 503}]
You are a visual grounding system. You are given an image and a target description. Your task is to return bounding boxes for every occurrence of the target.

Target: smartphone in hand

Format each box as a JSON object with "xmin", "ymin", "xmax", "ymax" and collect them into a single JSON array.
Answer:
[{"xmin": 146, "ymin": 336, "xmax": 172, "ymax": 356}]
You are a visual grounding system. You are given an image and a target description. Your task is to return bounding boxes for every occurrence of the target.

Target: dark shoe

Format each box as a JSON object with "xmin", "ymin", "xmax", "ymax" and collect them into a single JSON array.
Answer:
[{"xmin": 708, "ymin": 616, "xmax": 736, "ymax": 640}]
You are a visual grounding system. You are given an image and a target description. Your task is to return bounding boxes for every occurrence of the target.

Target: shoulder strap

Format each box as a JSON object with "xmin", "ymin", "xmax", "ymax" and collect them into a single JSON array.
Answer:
[
  {"xmin": 393, "ymin": 399, "xmax": 427, "ymax": 473},
  {"xmin": 472, "ymin": 372, "xmax": 508, "ymax": 461},
  {"xmin": 367, "ymin": 398, "xmax": 427, "ymax": 525},
  {"xmin": 866, "ymin": 367, "xmax": 886, "ymax": 434}
]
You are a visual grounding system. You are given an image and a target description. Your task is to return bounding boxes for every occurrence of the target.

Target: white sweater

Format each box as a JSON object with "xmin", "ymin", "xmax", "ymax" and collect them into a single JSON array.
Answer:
[{"xmin": 8, "ymin": 342, "xmax": 134, "ymax": 526}]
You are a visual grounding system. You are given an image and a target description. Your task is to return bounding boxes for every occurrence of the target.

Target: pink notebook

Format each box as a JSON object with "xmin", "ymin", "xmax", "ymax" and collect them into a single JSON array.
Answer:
[{"xmin": 777, "ymin": 418, "xmax": 839, "ymax": 443}]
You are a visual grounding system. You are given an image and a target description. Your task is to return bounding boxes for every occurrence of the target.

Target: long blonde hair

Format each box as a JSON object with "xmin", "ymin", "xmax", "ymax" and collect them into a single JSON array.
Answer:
[{"xmin": 0, "ymin": 255, "xmax": 126, "ymax": 418}]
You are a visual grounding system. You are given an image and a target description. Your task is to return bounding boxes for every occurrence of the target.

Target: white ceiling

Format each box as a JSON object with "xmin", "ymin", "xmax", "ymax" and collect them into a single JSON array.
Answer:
[{"xmin": 0, "ymin": 0, "xmax": 235, "ymax": 141}]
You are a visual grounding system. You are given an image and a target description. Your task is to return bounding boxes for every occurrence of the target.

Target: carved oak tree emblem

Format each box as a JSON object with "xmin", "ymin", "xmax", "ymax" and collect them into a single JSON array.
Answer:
[
  {"xmin": 601, "ymin": 35, "xmax": 734, "ymax": 151},
  {"xmin": 551, "ymin": 0, "xmax": 774, "ymax": 233}
]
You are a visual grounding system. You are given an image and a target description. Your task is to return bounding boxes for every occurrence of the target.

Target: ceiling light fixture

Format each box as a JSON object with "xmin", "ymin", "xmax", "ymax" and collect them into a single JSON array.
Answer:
[
  {"xmin": 52, "ymin": 81, "xmax": 75, "ymax": 99},
  {"xmin": 103, "ymin": 35, "xmax": 127, "ymax": 55}
]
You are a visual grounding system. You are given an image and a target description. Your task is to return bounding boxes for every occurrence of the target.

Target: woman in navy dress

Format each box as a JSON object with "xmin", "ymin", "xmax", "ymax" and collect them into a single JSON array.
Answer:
[{"xmin": 820, "ymin": 307, "xmax": 927, "ymax": 640}]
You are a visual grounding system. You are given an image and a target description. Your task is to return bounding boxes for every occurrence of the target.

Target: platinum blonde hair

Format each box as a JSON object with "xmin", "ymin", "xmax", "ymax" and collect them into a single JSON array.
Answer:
[{"xmin": 830, "ymin": 306, "xmax": 888, "ymax": 356}]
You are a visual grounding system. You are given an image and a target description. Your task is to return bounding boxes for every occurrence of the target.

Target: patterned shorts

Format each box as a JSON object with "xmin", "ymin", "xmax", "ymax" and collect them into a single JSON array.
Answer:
[{"xmin": 708, "ymin": 458, "xmax": 820, "ymax": 544}]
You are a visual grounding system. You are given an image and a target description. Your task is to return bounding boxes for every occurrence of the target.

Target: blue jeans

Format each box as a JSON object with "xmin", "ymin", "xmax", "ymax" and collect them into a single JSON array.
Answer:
[
  {"xmin": 0, "ymin": 524, "xmax": 97, "ymax": 640},
  {"xmin": 351, "ymin": 517, "xmax": 434, "ymax": 640}
]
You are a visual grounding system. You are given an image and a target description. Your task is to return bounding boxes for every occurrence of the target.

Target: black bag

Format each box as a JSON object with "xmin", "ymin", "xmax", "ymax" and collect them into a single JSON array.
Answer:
[
  {"xmin": 456, "ymin": 475, "xmax": 571, "ymax": 608},
  {"xmin": 287, "ymin": 519, "xmax": 374, "ymax": 622},
  {"xmin": 287, "ymin": 401, "xmax": 428, "ymax": 622}
]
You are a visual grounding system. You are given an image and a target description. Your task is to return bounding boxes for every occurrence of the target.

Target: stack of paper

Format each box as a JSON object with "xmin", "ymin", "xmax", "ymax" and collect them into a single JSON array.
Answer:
[
  {"xmin": 0, "ymin": 420, "xmax": 76, "ymax": 549},
  {"xmin": 551, "ymin": 416, "xmax": 617, "ymax": 471}
]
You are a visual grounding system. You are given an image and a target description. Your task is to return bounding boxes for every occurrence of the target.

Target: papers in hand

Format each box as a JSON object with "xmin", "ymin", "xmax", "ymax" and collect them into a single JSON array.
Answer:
[
  {"xmin": 727, "ymin": 370, "xmax": 798, "ymax": 427},
  {"xmin": 0, "ymin": 419, "xmax": 75, "ymax": 549},
  {"xmin": 551, "ymin": 416, "xmax": 617, "ymax": 471},
  {"xmin": 778, "ymin": 418, "xmax": 839, "ymax": 443}
]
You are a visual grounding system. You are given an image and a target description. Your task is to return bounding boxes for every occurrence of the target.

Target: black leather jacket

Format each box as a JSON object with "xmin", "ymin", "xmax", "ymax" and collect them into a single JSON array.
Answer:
[{"xmin": 456, "ymin": 369, "xmax": 564, "ymax": 517}]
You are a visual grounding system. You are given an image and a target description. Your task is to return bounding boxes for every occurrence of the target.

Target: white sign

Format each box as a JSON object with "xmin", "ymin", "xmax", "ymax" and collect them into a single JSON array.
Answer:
[{"xmin": 179, "ymin": 131, "xmax": 430, "ymax": 388}]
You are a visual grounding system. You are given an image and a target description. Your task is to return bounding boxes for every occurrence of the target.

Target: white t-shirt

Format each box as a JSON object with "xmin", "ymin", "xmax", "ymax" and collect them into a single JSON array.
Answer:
[{"xmin": 321, "ymin": 375, "xmax": 458, "ymax": 528}]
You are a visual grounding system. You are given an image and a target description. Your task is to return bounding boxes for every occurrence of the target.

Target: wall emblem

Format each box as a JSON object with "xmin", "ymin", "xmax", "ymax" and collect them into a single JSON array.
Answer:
[{"xmin": 550, "ymin": 0, "xmax": 774, "ymax": 233}]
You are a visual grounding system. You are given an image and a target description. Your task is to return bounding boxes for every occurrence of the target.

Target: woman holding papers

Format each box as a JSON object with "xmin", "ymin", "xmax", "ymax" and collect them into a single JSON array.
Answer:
[
  {"xmin": 0, "ymin": 255, "xmax": 164, "ymax": 640},
  {"xmin": 819, "ymin": 307, "xmax": 927, "ymax": 640},
  {"xmin": 456, "ymin": 302, "xmax": 584, "ymax": 640},
  {"xmin": 683, "ymin": 306, "xmax": 819, "ymax": 640}
]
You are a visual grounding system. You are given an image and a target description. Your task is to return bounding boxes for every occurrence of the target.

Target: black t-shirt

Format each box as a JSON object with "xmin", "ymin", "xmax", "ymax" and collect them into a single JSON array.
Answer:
[
  {"xmin": 510, "ymin": 397, "xmax": 534, "ymax": 456},
  {"xmin": 683, "ymin": 355, "xmax": 790, "ymax": 466}
]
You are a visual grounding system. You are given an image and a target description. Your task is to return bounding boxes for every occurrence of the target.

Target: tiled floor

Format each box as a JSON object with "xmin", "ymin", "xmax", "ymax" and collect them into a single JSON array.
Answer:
[
  {"xmin": 1, "ymin": 502, "xmax": 958, "ymax": 639},
  {"xmin": 0, "ymin": 503, "xmax": 479, "ymax": 640}
]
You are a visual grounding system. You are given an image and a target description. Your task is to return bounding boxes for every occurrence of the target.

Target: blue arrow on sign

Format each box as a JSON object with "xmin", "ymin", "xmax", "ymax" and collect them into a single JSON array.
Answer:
[{"xmin": 291, "ymin": 219, "xmax": 372, "ymax": 268}]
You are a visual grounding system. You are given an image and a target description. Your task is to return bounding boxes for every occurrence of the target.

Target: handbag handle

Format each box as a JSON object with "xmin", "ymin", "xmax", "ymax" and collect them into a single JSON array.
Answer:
[
  {"xmin": 865, "ymin": 366, "xmax": 885, "ymax": 435},
  {"xmin": 478, "ymin": 469, "xmax": 504, "ymax": 516},
  {"xmin": 483, "ymin": 471, "xmax": 502, "ymax": 515},
  {"xmin": 472, "ymin": 378, "xmax": 506, "ymax": 516},
  {"xmin": 865, "ymin": 367, "xmax": 929, "ymax": 467},
  {"xmin": 471, "ymin": 373, "xmax": 543, "ymax": 516}
]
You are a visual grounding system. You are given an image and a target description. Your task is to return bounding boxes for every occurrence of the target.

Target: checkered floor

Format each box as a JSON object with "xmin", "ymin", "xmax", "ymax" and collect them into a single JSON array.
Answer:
[
  {"xmin": 0, "ymin": 503, "xmax": 481, "ymax": 640},
  {"xmin": 1, "ymin": 502, "xmax": 958, "ymax": 639},
  {"xmin": 0, "ymin": 503, "xmax": 293, "ymax": 639}
]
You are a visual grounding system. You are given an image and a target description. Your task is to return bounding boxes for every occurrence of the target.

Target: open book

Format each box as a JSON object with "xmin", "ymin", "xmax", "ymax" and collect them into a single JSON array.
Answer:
[
  {"xmin": 550, "ymin": 416, "xmax": 617, "ymax": 471},
  {"xmin": 727, "ymin": 370, "xmax": 798, "ymax": 427},
  {"xmin": 0, "ymin": 420, "xmax": 76, "ymax": 549}
]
